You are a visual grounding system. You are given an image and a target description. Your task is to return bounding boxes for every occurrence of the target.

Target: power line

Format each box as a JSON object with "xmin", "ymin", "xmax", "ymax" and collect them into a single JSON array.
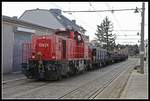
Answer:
[
  {"xmin": 68, "ymin": 2, "xmax": 72, "ymax": 15},
  {"xmin": 116, "ymin": 41, "xmax": 139, "ymax": 43},
  {"xmin": 105, "ymin": 3, "xmax": 128, "ymax": 37},
  {"xmin": 51, "ymin": 3, "xmax": 96, "ymax": 31},
  {"xmin": 52, "ymin": 2, "xmax": 96, "ymax": 31},
  {"xmin": 89, "ymin": 2, "xmax": 102, "ymax": 19},
  {"xmin": 104, "ymin": 3, "xmax": 124, "ymax": 39},
  {"xmin": 105, "ymin": 3, "xmax": 123, "ymax": 30},
  {"xmin": 73, "ymin": 14, "xmax": 95, "ymax": 30},
  {"xmin": 88, "ymin": 2, "xmax": 103, "ymax": 33},
  {"xmin": 51, "ymin": 2, "xmax": 63, "ymax": 10},
  {"xmin": 116, "ymin": 41, "xmax": 138, "ymax": 42},
  {"xmin": 67, "ymin": 11, "xmax": 96, "ymax": 31},
  {"xmin": 64, "ymin": 6, "xmax": 142, "ymax": 39},
  {"xmin": 116, "ymin": 38, "xmax": 139, "ymax": 40},
  {"xmin": 63, "ymin": 8, "xmax": 142, "ymax": 13},
  {"xmin": 114, "ymin": 30, "xmax": 140, "ymax": 31},
  {"xmin": 51, "ymin": 3, "xmax": 142, "ymax": 42},
  {"xmin": 116, "ymin": 35, "xmax": 139, "ymax": 36}
]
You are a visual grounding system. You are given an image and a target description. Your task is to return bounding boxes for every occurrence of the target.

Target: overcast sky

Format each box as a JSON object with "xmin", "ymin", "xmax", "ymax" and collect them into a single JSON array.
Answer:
[{"xmin": 2, "ymin": 2, "xmax": 148, "ymax": 45}]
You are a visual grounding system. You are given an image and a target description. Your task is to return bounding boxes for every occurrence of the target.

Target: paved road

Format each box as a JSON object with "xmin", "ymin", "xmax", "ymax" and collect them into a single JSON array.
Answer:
[
  {"xmin": 2, "ymin": 58, "xmax": 139, "ymax": 99},
  {"xmin": 3, "ymin": 73, "xmax": 26, "ymax": 83},
  {"xmin": 120, "ymin": 60, "xmax": 148, "ymax": 99}
]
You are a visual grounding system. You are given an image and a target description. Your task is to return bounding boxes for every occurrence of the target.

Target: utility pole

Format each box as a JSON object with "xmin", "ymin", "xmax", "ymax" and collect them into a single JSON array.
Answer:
[{"xmin": 139, "ymin": 2, "xmax": 145, "ymax": 74}]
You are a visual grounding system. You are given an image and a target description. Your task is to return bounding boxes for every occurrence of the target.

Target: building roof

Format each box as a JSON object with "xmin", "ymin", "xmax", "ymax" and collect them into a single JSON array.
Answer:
[
  {"xmin": 49, "ymin": 9, "xmax": 86, "ymax": 32},
  {"xmin": 19, "ymin": 9, "xmax": 86, "ymax": 33},
  {"xmin": 2, "ymin": 15, "xmax": 55, "ymax": 31}
]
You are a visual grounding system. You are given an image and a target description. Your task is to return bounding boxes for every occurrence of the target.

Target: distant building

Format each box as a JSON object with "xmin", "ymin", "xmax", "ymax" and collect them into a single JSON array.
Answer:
[
  {"xmin": 126, "ymin": 45, "xmax": 139, "ymax": 56},
  {"xmin": 19, "ymin": 8, "xmax": 86, "ymax": 34}
]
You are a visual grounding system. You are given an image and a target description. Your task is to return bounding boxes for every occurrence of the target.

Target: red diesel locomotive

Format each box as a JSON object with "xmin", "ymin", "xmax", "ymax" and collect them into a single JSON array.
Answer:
[
  {"xmin": 22, "ymin": 30, "xmax": 128, "ymax": 80},
  {"xmin": 22, "ymin": 30, "xmax": 92, "ymax": 80}
]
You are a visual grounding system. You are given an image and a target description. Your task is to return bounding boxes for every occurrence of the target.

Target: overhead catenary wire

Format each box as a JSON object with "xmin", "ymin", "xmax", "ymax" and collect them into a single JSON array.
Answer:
[
  {"xmin": 69, "ymin": 13, "xmax": 96, "ymax": 31},
  {"xmin": 105, "ymin": 3, "xmax": 122, "ymax": 31},
  {"xmin": 114, "ymin": 30, "xmax": 140, "ymax": 31},
  {"xmin": 64, "ymin": 6, "xmax": 142, "ymax": 43},
  {"xmin": 116, "ymin": 38, "xmax": 139, "ymax": 40},
  {"xmin": 117, "ymin": 40, "xmax": 139, "ymax": 43},
  {"xmin": 115, "ymin": 42, "xmax": 139, "ymax": 45},
  {"xmin": 63, "ymin": 8, "xmax": 142, "ymax": 13},
  {"xmin": 52, "ymin": 3, "xmax": 141, "ymax": 31},
  {"xmin": 66, "ymin": 3, "xmax": 96, "ymax": 31},
  {"xmin": 88, "ymin": 3, "xmax": 139, "ymax": 40},
  {"xmin": 115, "ymin": 41, "xmax": 139, "ymax": 43},
  {"xmin": 52, "ymin": 3, "xmax": 141, "ymax": 44},
  {"xmin": 52, "ymin": 2, "xmax": 96, "ymax": 31},
  {"xmin": 105, "ymin": 3, "xmax": 123, "ymax": 30},
  {"xmin": 89, "ymin": 2, "xmax": 102, "ymax": 19},
  {"xmin": 116, "ymin": 35, "xmax": 139, "ymax": 36},
  {"xmin": 71, "ymin": 15, "xmax": 140, "ymax": 41},
  {"xmin": 51, "ymin": 2, "xmax": 64, "ymax": 10}
]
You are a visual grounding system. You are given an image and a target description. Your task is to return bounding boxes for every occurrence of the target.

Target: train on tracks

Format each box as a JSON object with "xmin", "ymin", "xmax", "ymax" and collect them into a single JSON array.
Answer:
[{"xmin": 21, "ymin": 30, "xmax": 128, "ymax": 80}]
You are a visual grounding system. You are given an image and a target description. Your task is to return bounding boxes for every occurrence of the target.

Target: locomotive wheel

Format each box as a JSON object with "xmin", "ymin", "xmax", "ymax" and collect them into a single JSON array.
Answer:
[
  {"xmin": 80, "ymin": 69, "xmax": 85, "ymax": 74},
  {"xmin": 26, "ymin": 75, "xmax": 33, "ymax": 79},
  {"xmin": 87, "ymin": 64, "xmax": 92, "ymax": 71},
  {"xmin": 57, "ymin": 75, "xmax": 62, "ymax": 80},
  {"xmin": 85, "ymin": 65, "xmax": 88, "ymax": 71},
  {"xmin": 62, "ymin": 72, "xmax": 69, "ymax": 78},
  {"xmin": 65, "ymin": 73, "xmax": 70, "ymax": 78},
  {"xmin": 99, "ymin": 62, "xmax": 102, "ymax": 68}
]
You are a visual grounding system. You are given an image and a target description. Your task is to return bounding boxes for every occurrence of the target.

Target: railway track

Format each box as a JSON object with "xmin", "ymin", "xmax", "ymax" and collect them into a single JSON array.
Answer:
[
  {"xmin": 2, "ymin": 58, "xmax": 138, "ymax": 99},
  {"xmin": 90, "ymin": 62, "xmax": 136, "ymax": 99},
  {"xmin": 58, "ymin": 59, "xmax": 135, "ymax": 99}
]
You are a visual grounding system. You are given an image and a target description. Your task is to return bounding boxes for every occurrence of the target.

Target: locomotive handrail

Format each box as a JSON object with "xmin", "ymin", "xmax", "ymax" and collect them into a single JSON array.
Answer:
[{"xmin": 22, "ymin": 42, "xmax": 32, "ymax": 63}]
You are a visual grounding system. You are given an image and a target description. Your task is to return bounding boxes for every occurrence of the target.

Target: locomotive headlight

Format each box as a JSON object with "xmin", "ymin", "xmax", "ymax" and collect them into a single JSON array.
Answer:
[
  {"xmin": 52, "ymin": 56, "xmax": 56, "ymax": 59},
  {"xmin": 52, "ymin": 53, "xmax": 56, "ymax": 59},
  {"xmin": 32, "ymin": 56, "xmax": 35, "ymax": 59},
  {"xmin": 32, "ymin": 52, "xmax": 36, "ymax": 59},
  {"xmin": 42, "ymin": 36, "xmax": 46, "ymax": 39}
]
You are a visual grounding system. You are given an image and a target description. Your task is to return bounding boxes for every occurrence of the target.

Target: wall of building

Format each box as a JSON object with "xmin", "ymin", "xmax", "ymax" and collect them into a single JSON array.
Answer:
[
  {"xmin": 2, "ymin": 15, "xmax": 58, "ymax": 74},
  {"xmin": 2, "ymin": 22, "xmax": 14, "ymax": 74},
  {"xmin": 13, "ymin": 31, "xmax": 33, "ymax": 72},
  {"xmin": 2, "ymin": 21, "xmax": 55, "ymax": 74}
]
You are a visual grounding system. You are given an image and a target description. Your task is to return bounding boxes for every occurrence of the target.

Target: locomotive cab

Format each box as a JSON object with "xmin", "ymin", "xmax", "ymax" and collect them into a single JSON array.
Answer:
[{"xmin": 34, "ymin": 37, "xmax": 52, "ymax": 60}]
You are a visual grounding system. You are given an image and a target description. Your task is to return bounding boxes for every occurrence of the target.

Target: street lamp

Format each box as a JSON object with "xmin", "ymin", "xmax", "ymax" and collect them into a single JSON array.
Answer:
[{"xmin": 134, "ymin": 7, "xmax": 140, "ymax": 13}]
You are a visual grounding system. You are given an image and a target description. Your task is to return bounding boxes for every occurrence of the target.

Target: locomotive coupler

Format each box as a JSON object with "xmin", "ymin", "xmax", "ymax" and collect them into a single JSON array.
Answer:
[
  {"xmin": 38, "ymin": 60, "xmax": 45, "ymax": 73},
  {"xmin": 36, "ymin": 52, "xmax": 45, "ymax": 74}
]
